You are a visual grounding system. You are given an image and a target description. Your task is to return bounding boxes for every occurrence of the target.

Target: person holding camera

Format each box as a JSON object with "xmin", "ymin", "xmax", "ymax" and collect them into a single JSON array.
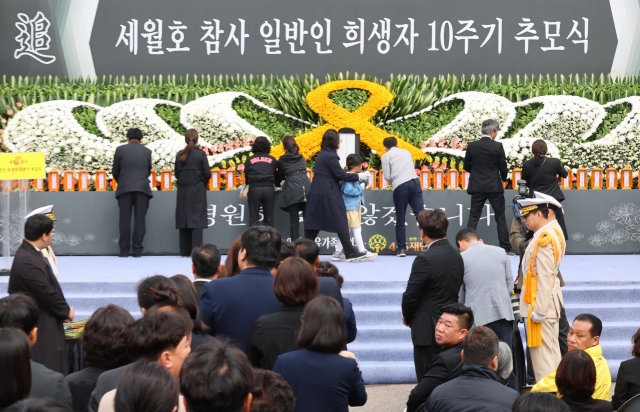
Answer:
[{"xmin": 521, "ymin": 139, "xmax": 569, "ymax": 240}]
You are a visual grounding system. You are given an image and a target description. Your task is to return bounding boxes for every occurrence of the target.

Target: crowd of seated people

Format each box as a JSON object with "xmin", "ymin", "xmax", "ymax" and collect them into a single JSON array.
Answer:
[{"xmin": 0, "ymin": 224, "xmax": 636, "ymax": 412}]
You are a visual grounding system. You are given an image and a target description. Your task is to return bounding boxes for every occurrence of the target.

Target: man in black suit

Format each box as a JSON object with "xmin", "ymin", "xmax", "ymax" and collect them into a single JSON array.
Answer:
[
  {"xmin": 191, "ymin": 244, "xmax": 222, "ymax": 300},
  {"xmin": 406, "ymin": 303, "xmax": 473, "ymax": 412},
  {"xmin": 8, "ymin": 214, "xmax": 73, "ymax": 375},
  {"xmin": 463, "ymin": 119, "xmax": 511, "ymax": 254},
  {"xmin": 0, "ymin": 294, "xmax": 73, "ymax": 407},
  {"xmin": 112, "ymin": 127, "xmax": 153, "ymax": 258},
  {"xmin": 402, "ymin": 209, "xmax": 464, "ymax": 380},
  {"xmin": 294, "ymin": 238, "xmax": 344, "ymax": 308}
]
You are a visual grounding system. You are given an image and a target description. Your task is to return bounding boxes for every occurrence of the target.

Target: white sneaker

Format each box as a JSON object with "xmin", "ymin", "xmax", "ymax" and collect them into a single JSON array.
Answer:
[
  {"xmin": 360, "ymin": 250, "xmax": 378, "ymax": 261},
  {"xmin": 332, "ymin": 251, "xmax": 346, "ymax": 261}
]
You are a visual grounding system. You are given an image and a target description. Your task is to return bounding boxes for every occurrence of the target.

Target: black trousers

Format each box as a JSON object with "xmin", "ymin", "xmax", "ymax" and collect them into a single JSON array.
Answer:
[
  {"xmin": 467, "ymin": 192, "xmax": 511, "ymax": 252},
  {"xmin": 287, "ymin": 202, "xmax": 306, "ymax": 241},
  {"xmin": 179, "ymin": 228, "xmax": 204, "ymax": 257},
  {"xmin": 117, "ymin": 191, "xmax": 150, "ymax": 255},
  {"xmin": 413, "ymin": 344, "xmax": 442, "ymax": 381},
  {"xmin": 304, "ymin": 230, "xmax": 358, "ymax": 257},
  {"xmin": 248, "ymin": 186, "xmax": 275, "ymax": 227},
  {"xmin": 486, "ymin": 319, "xmax": 517, "ymax": 390}
]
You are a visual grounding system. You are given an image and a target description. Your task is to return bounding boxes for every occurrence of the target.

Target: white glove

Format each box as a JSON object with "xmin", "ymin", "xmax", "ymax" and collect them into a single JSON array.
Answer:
[
  {"xmin": 531, "ymin": 312, "xmax": 546, "ymax": 323},
  {"xmin": 357, "ymin": 171, "xmax": 371, "ymax": 181}
]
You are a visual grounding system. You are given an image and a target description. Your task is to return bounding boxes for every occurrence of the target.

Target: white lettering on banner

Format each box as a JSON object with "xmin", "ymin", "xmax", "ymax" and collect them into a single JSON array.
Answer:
[
  {"xmin": 567, "ymin": 17, "xmax": 589, "ymax": 53},
  {"xmin": 343, "ymin": 18, "xmax": 365, "ymax": 54},
  {"xmin": 310, "ymin": 19, "xmax": 332, "ymax": 54},
  {"xmin": 480, "ymin": 18, "xmax": 502, "ymax": 54},
  {"xmin": 476, "ymin": 204, "xmax": 495, "ymax": 226},
  {"xmin": 142, "ymin": 19, "xmax": 164, "ymax": 54},
  {"xmin": 394, "ymin": 18, "xmax": 419, "ymax": 54},
  {"xmin": 224, "ymin": 19, "xmax": 250, "ymax": 55},
  {"xmin": 454, "ymin": 20, "xmax": 478, "ymax": 54},
  {"xmin": 116, "ymin": 19, "xmax": 139, "ymax": 55},
  {"xmin": 14, "ymin": 12, "xmax": 56, "ymax": 64},
  {"xmin": 220, "ymin": 204, "xmax": 246, "ymax": 226},
  {"xmin": 381, "ymin": 206, "xmax": 397, "ymax": 226},
  {"xmin": 369, "ymin": 18, "xmax": 391, "ymax": 54},
  {"xmin": 201, "ymin": 20, "xmax": 225, "ymax": 54},
  {"xmin": 285, "ymin": 19, "xmax": 309, "ymax": 54},
  {"xmin": 541, "ymin": 21, "xmax": 564, "ymax": 51},
  {"xmin": 260, "ymin": 19, "xmax": 282, "ymax": 54},
  {"xmin": 207, "ymin": 204, "xmax": 217, "ymax": 226},
  {"xmin": 447, "ymin": 204, "xmax": 464, "ymax": 226},
  {"xmin": 361, "ymin": 203, "xmax": 381, "ymax": 226},
  {"xmin": 167, "ymin": 21, "xmax": 190, "ymax": 52},
  {"xmin": 515, "ymin": 18, "xmax": 539, "ymax": 54}
]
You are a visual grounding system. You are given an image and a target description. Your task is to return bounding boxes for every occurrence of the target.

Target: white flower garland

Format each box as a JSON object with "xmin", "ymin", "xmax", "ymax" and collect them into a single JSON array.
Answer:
[{"xmin": 501, "ymin": 137, "xmax": 560, "ymax": 171}]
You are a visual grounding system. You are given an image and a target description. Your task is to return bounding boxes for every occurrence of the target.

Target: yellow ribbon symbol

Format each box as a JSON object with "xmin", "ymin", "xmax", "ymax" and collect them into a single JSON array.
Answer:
[{"xmin": 271, "ymin": 80, "xmax": 426, "ymax": 161}]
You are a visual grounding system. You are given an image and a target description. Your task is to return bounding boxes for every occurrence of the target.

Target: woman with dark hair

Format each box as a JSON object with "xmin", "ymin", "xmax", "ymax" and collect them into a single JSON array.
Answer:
[
  {"xmin": 273, "ymin": 296, "xmax": 367, "ymax": 412},
  {"xmin": 223, "ymin": 236, "xmax": 242, "ymax": 277},
  {"xmin": 136, "ymin": 275, "xmax": 180, "ymax": 314},
  {"xmin": 174, "ymin": 129, "xmax": 211, "ymax": 257},
  {"xmin": 4, "ymin": 398, "xmax": 74, "ymax": 412},
  {"xmin": 556, "ymin": 350, "xmax": 613, "ymax": 412},
  {"xmin": 114, "ymin": 362, "xmax": 180, "ymax": 412},
  {"xmin": 250, "ymin": 369, "xmax": 296, "ymax": 412},
  {"xmin": 613, "ymin": 327, "xmax": 640, "ymax": 409},
  {"xmin": 170, "ymin": 275, "xmax": 213, "ymax": 350},
  {"xmin": 0, "ymin": 327, "xmax": 32, "ymax": 410},
  {"xmin": 303, "ymin": 129, "xmax": 370, "ymax": 261},
  {"xmin": 512, "ymin": 393, "xmax": 569, "ymax": 412},
  {"xmin": 247, "ymin": 257, "xmax": 319, "ymax": 370},
  {"xmin": 521, "ymin": 139, "xmax": 569, "ymax": 239},
  {"xmin": 244, "ymin": 136, "xmax": 278, "ymax": 227},
  {"xmin": 64, "ymin": 305, "xmax": 134, "ymax": 412},
  {"xmin": 317, "ymin": 262, "xmax": 356, "ymax": 344},
  {"xmin": 276, "ymin": 136, "xmax": 311, "ymax": 241}
]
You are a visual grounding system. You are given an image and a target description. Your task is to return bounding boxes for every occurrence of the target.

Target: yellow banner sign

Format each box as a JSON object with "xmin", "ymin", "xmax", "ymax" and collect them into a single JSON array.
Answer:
[{"xmin": 0, "ymin": 153, "xmax": 46, "ymax": 180}]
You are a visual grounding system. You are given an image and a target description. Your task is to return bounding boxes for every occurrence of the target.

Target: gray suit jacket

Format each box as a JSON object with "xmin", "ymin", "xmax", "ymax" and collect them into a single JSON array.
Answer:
[
  {"xmin": 30, "ymin": 360, "xmax": 73, "ymax": 408},
  {"xmin": 459, "ymin": 242, "xmax": 514, "ymax": 326}
]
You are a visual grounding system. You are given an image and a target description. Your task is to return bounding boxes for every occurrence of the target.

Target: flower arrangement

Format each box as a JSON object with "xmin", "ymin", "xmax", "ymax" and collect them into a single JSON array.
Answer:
[{"xmin": 501, "ymin": 137, "xmax": 560, "ymax": 172}]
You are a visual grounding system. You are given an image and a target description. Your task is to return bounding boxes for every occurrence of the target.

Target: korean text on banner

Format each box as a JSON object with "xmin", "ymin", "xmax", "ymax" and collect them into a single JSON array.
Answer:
[{"xmin": 0, "ymin": 153, "xmax": 46, "ymax": 180}]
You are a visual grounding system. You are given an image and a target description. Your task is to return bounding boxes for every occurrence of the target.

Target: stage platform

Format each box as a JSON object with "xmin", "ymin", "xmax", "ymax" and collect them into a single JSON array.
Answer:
[{"xmin": 1, "ymin": 254, "xmax": 639, "ymax": 384}]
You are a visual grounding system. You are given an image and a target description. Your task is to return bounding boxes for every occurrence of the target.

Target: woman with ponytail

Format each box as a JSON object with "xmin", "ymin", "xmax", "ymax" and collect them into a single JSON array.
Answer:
[
  {"xmin": 174, "ymin": 129, "xmax": 211, "ymax": 257},
  {"xmin": 276, "ymin": 136, "xmax": 311, "ymax": 240}
]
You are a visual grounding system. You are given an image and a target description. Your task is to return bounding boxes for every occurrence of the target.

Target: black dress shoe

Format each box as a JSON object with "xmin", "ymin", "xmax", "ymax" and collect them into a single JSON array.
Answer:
[
  {"xmin": 118, "ymin": 252, "xmax": 128, "ymax": 258},
  {"xmin": 132, "ymin": 254, "xmax": 142, "ymax": 258}
]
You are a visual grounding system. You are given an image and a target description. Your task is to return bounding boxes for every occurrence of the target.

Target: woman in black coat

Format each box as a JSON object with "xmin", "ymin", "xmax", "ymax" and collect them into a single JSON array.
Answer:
[
  {"xmin": 613, "ymin": 327, "xmax": 640, "ymax": 409},
  {"xmin": 247, "ymin": 257, "xmax": 319, "ymax": 370},
  {"xmin": 304, "ymin": 129, "xmax": 369, "ymax": 261},
  {"xmin": 521, "ymin": 139, "xmax": 569, "ymax": 239},
  {"xmin": 244, "ymin": 136, "xmax": 278, "ymax": 227},
  {"xmin": 174, "ymin": 129, "xmax": 211, "ymax": 257},
  {"xmin": 276, "ymin": 136, "xmax": 311, "ymax": 241}
]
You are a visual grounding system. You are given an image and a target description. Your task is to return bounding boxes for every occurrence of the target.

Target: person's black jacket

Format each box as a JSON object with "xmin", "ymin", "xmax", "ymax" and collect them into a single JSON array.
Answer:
[
  {"xmin": 406, "ymin": 342, "xmax": 463, "ymax": 412},
  {"xmin": 8, "ymin": 241, "xmax": 70, "ymax": 375},
  {"xmin": 276, "ymin": 153, "xmax": 311, "ymax": 211},
  {"xmin": 425, "ymin": 363, "xmax": 519, "ymax": 412},
  {"xmin": 247, "ymin": 304, "xmax": 304, "ymax": 370},
  {"xmin": 193, "ymin": 279, "xmax": 209, "ymax": 301},
  {"xmin": 64, "ymin": 365, "xmax": 105, "ymax": 412},
  {"xmin": 463, "ymin": 136, "xmax": 508, "ymax": 194},
  {"xmin": 244, "ymin": 152, "xmax": 277, "ymax": 187},
  {"xmin": 87, "ymin": 364, "xmax": 130, "ymax": 412},
  {"xmin": 521, "ymin": 157, "xmax": 568, "ymax": 202},
  {"xmin": 343, "ymin": 297, "xmax": 357, "ymax": 344},
  {"xmin": 401, "ymin": 239, "xmax": 464, "ymax": 347},
  {"xmin": 613, "ymin": 357, "xmax": 640, "ymax": 409},
  {"xmin": 191, "ymin": 329, "xmax": 214, "ymax": 351},
  {"xmin": 112, "ymin": 141, "xmax": 153, "ymax": 198},
  {"xmin": 318, "ymin": 277, "xmax": 344, "ymax": 309},
  {"xmin": 175, "ymin": 148, "xmax": 210, "ymax": 229},
  {"xmin": 31, "ymin": 361, "xmax": 73, "ymax": 408},
  {"xmin": 561, "ymin": 397, "xmax": 613, "ymax": 412}
]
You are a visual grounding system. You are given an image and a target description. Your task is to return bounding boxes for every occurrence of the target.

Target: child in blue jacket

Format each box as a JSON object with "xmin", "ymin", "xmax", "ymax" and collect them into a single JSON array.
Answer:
[{"xmin": 332, "ymin": 154, "xmax": 378, "ymax": 262}]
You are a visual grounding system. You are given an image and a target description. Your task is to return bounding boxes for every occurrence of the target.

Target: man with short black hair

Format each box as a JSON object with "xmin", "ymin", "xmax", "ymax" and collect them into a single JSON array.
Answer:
[
  {"xmin": 532, "ymin": 314, "xmax": 611, "ymax": 400},
  {"xmin": 381, "ymin": 136, "xmax": 424, "ymax": 257},
  {"xmin": 0, "ymin": 294, "xmax": 72, "ymax": 407},
  {"xmin": 425, "ymin": 326, "xmax": 519, "ymax": 412},
  {"xmin": 191, "ymin": 244, "xmax": 222, "ymax": 300},
  {"xmin": 250, "ymin": 369, "xmax": 296, "ymax": 412},
  {"xmin": 463, "ymin": 119, "xmax": 511, "ymax": 254},
  {"xmin": 112, "ymin": 127, "xmax": 153, "ymax": 258},
  {"xmin": 406, "ymin": 303, "xmax": 473, "ymax": 412},
  {"xmin": 402, "ymin": 209, "xmax": 464, "ymax": 380},
  {"xmin": 181, "ymin": 339, "xmax": 254, "ymax": 412},
  {"xmin": 293, "ymin": 238, "xmax": 343, "ymax": 307},
  {"xmin": 200, "ymin": 226, "xmax": 283, "ymax": 352},
  {"xmin": 8, "ymin": 214, "xmax": 72, "ymax": 375}
]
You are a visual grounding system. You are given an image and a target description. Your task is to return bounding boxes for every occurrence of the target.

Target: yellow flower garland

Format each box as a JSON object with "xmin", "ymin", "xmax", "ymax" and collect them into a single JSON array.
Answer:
[{"xmin": 271, "ymin": 80, "xmax": 426, "ymax": 161}]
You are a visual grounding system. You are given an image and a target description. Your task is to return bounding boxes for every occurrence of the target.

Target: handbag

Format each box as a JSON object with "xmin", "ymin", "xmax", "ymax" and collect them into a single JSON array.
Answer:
[{"xmin": 239, "ymin": 184, "xmax": 250, "ymax": 200}]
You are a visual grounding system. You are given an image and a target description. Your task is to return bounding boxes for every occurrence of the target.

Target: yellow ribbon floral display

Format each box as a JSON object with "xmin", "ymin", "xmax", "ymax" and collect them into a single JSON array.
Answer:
[{"xmin": 271, "ymin": 80, "xmax": 426, "ymax": 161}]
